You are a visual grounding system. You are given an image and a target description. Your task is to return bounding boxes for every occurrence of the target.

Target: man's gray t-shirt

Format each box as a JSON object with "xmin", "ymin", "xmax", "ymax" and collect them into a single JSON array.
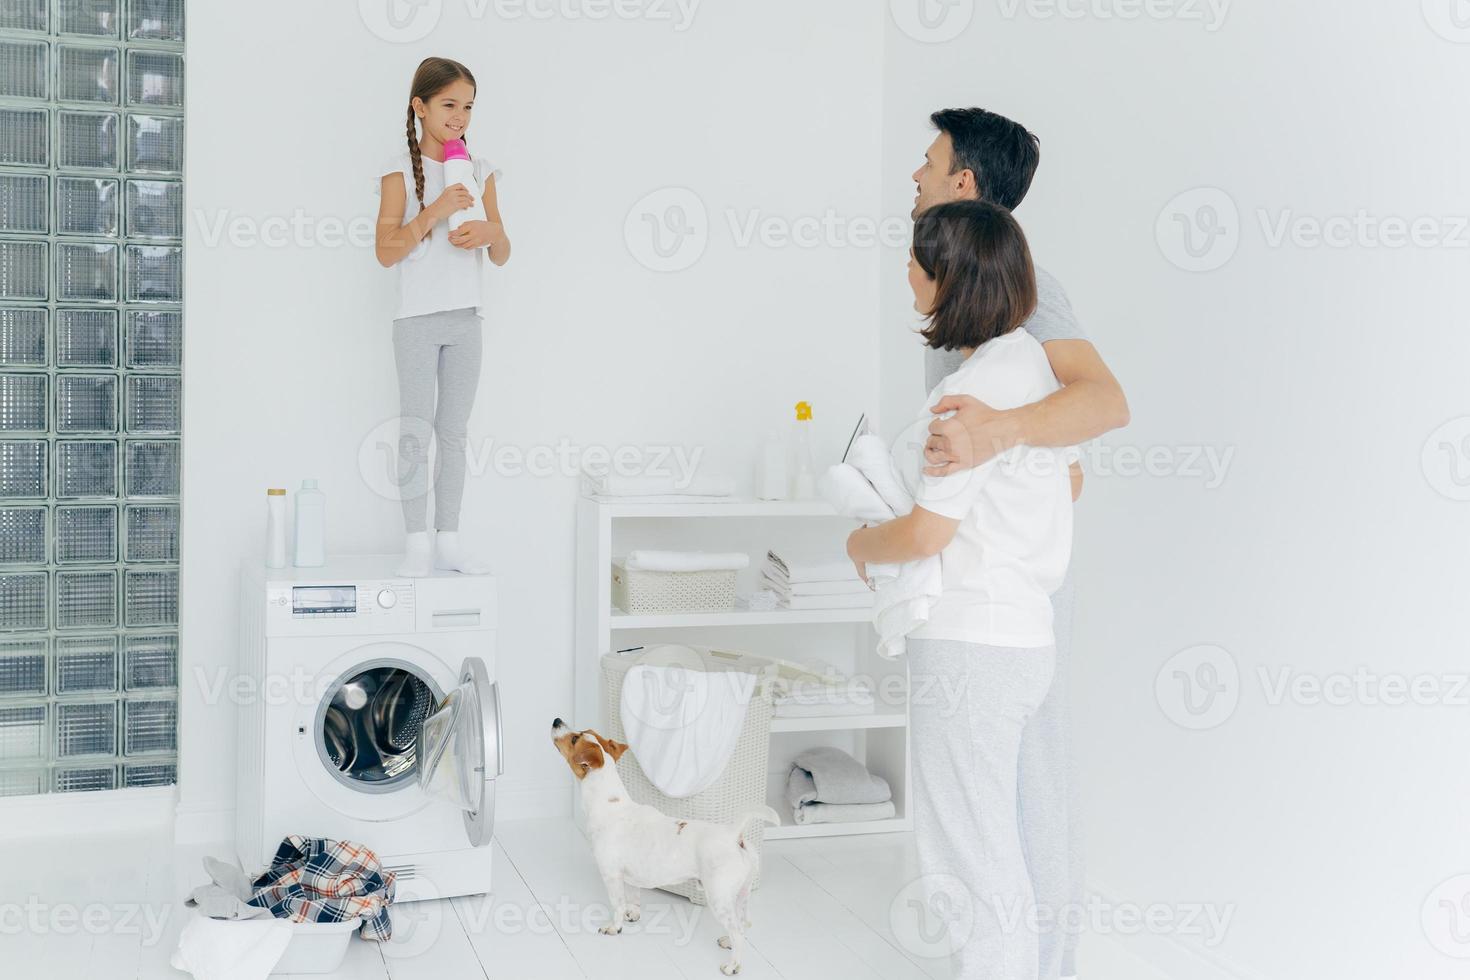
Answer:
[{"xmin": 923, "ymin": 264, "xmax": 1084, "ymax": 391}]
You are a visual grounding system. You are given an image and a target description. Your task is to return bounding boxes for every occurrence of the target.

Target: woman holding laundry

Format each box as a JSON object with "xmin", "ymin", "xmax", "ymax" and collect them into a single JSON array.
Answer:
[{"xmin": 844, "ymin": 200, "xmax": 1073, "ymax": 980}]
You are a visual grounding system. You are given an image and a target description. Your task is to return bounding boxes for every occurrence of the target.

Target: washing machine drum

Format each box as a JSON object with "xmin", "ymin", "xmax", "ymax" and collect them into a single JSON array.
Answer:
[
  {"xmin": 321, "ymin": 665, "xmax": 438, "ymax": 787},
  {"xmin": 316, "ymin": 656, "xmax": 503, "ymax": 846}
]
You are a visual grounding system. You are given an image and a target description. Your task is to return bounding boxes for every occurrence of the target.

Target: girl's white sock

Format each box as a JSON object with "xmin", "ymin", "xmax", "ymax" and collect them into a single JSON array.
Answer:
[
  {"xmin": 395, "ymin": 531, "xmax": 433, "ymax": 577},
  {"xmin": 434, "ymin": 531, "xmax": 490, "ymax": 574}
]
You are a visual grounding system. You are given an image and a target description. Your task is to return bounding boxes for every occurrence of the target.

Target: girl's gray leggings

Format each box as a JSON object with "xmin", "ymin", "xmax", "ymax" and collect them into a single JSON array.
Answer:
[{"xmin": 392, "ymin": 307, "xmax": 482, "ymax": 533}]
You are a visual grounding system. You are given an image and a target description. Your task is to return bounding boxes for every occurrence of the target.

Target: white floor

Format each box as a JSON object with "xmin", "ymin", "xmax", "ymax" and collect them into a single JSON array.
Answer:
[{"xmin": 0, "ymin": 818, "xmax": 1170, "ymax": 980}]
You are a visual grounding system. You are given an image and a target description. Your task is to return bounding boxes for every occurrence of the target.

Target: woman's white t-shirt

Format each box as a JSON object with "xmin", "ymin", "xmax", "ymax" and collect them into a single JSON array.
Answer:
[
  {"xmin": 892, "ymin": 329, "xmax": 1075, "ymax": 649},
  {"xmin": 376, "ymin": 151, "xmax": 501, "ymax": 321}
]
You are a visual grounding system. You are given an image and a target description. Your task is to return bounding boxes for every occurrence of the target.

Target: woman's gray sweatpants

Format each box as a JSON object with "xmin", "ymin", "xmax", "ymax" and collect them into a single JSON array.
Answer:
[
  {"xmin": 392, "ymin": 307, "xmax": 482, "ymax": 533},
  {"xmin": 909, "ymin": 638, "xmax": 1055, "ymax": 980}
]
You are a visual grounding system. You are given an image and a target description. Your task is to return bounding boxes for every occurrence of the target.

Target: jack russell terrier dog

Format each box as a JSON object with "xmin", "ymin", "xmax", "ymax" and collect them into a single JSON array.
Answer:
[{"xmin": 550, "ymin": 718, "xmax": 779, "ymax": 975}]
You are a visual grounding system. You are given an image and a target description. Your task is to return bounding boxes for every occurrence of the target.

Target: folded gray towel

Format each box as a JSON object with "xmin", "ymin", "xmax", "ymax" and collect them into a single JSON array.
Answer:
[
  {"xmin": 787, "ymin": 746, "xmax": 891, "ymax": 807},
  {"xmin": 792, "ymin": 799, "xmax": 897, "ymax": 825}
]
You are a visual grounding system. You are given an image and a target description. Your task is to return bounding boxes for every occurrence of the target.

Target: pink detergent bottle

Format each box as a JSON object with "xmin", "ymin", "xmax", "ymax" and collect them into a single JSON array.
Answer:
[{"xmin": 443, "ymin": 138, "xmax": 488, "ymax": 232}]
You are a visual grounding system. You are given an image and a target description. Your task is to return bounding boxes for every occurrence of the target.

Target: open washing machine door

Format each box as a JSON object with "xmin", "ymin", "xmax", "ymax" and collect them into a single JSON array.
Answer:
[{"xmin": 418, "ymin": 657, "xmax": 502, "ymax": 846}]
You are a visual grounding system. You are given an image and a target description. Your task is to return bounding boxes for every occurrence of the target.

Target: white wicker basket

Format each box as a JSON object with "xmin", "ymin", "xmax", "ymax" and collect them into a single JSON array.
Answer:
[
  {"xmin": 611, "ymin": 561, "xmax": 737, "ymax": 615},
  {"xmin": 601, "ymin": 645, "xmax": 776, "ymax": 904}
]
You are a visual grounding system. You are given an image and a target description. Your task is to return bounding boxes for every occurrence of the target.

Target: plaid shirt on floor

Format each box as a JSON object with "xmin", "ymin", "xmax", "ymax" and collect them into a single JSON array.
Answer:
[{"xmin": 248, "ymin": 836, "xmax": 397, "ymax": 941}]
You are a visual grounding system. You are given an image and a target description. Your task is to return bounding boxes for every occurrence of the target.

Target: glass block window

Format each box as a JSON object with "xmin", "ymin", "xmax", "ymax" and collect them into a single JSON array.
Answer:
[{"xmin": 0, "ymin": 0, "xmax": 181, "ymax": 796}]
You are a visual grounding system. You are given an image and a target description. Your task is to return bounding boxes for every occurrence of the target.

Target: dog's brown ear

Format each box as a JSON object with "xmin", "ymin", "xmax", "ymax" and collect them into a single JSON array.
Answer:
[{"xmin": 603, "ymin": 737, "xmax": 630, "ymax": 762}]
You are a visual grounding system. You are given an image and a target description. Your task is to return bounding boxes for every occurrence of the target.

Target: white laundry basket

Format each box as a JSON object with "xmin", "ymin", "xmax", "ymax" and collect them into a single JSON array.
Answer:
[
  {"xmin": 271, "ymin": 918, "xmax": 360, "ymax": 974},
  {"xmin": 611, "ymin": 561, "xmax": 737, "ymax": 614},
  {"xmin": 601, "ymin": 644, "xmax": 776, "ymax": 905}
]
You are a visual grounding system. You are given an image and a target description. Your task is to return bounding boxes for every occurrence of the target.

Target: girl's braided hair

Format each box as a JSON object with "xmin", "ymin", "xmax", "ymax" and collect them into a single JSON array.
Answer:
[{"xmin": 405, "ymin": 57, "xmax": 477, "ymax": 237}]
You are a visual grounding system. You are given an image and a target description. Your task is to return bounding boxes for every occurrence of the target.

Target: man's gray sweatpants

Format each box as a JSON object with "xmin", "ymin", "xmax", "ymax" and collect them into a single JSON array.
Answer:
[
  {"xmin": 392, "ymin": 307, "xmax": 482, "ymax": 533},
  {"xmin": 909, "ymin": 639, "xmax": 1056, "ymax": 980},
  {"xmin": 1022, "ymin": 575, "xmax": 1082, "ymax": 978}
]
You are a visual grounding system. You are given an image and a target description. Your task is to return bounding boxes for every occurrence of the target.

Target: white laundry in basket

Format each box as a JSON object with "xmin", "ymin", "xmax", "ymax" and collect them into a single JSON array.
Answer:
[{"xmin": 619, "ymin": 663, "xmax": 756, "ymax": 798}]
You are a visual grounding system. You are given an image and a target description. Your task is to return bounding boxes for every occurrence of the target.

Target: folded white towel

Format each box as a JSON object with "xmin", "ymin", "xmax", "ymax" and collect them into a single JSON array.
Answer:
[
  {"xmin": 170, "ymin": 911, "xmax": 293, "ymax": 980},
  {"xmin": 818, "ymin": 439, "xmax": 943, "ymax": 659},
  {"xmin": 760, "ymin": 570, "xmax": 872, "ymax": 597},
  {"xmin": 772, "ymin": 700, "xmax": 875, "ymax": 718},
  {"xmin": 780, "ymin": 592, "xmax": 874, "ymax": 610},
  {"xmin": 764, "ymin": 551, "xmax": 862, "ymax": 585},
  {"xmin": 619, "ymin": 662, "xmax": 755, "ymax": 798},
  {"xmin": 624, "ymin": 550, "xmax": 749, "ymax": 572},
  {"xmin": 775, "ymin": 678, "xmax": 874, "ymax": 707},
  {"xmin": 582, "ymin": 472, "xmax": 735, "ymax": 498},
  {"xmin": 735, "ymin": 590, "xmax": 779, "ymax": 612}
]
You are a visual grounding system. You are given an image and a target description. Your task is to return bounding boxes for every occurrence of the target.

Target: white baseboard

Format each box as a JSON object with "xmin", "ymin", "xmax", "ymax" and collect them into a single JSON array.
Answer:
[
  {"xmin": 1084, "ymin": 878, "xmax": 1272, "ymax": 980},
  {"xmin": 0, "ymin": 786, "xmax": 176, "ymax": 838},
  {"xmin": 173, "ymin": 801, "xmax": 235, "ymax": 845}
]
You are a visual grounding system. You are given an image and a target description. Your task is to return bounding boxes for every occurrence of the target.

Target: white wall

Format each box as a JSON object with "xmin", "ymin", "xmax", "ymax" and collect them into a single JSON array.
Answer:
[
  {"xmin": 880, "ymin": 2, "xmax": 1470, "ymax": 978},
  {"xmin": 181, "ymin": 2, "xmax": 883, "ymax": 830}
]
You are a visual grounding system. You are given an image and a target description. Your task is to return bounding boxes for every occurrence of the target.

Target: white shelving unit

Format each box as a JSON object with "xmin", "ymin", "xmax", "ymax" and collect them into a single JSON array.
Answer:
[{"xmin": 575, "ymin": 495, "xmax": 913, "ymax": 839}]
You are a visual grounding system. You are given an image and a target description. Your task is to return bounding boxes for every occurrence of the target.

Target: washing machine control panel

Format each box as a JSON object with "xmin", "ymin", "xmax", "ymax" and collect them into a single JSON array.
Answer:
[
  {"xmin": 265, "ymin": 579, "xmax": 418, "ymax": 634},
  {"xmin": 292, "ymin": 585, "xmax": 359, "ymax": 615}
]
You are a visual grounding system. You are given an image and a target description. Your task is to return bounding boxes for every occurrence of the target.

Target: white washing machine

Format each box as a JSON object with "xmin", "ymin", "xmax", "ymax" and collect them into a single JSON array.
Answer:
[{"xmin": 235, "ymin": 556, "xmax": 502, "ymax": 901}]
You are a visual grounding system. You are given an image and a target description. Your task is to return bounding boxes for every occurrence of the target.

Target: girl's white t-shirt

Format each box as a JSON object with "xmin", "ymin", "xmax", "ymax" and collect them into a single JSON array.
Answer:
[
  {"xmin": 376, "ymin": 150, "xmax": 502, "ymax": 321},
  {"xmin": 891, "ymin": 329, "xmax": 1076, "ymax": 649}
]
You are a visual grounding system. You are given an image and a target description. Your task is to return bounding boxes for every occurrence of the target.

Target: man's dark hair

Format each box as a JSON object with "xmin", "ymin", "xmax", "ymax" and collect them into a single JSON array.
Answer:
[
  {"xmin": 914, "ymin": 200, "xmax": 1037, "ymax": 352},
  {"xmin": 929, "ymin": 108, "xmax": 1040, "ymax": 210}
]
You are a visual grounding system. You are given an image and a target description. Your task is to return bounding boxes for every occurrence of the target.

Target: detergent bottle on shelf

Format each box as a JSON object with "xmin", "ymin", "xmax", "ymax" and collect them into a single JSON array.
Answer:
[
  {"xmin": 443, "ymin": 138, "xmax": 488, "ymax": 232},
  {"xmin": 790, "ymin": 401, "xmax": 817, "ymax": 499}
]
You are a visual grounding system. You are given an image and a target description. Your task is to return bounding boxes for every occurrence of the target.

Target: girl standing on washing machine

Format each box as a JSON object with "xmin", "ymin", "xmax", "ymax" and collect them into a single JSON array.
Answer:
[{"xmin": 374, "ymin": 56, "xmax": 510, "ymax": 577}]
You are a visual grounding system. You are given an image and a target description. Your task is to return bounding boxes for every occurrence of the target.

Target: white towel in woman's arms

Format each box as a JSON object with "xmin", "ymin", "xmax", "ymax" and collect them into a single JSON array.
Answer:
[{"xmin": 818, "ymin": 446, "xmax": 942, "ymax": 659}]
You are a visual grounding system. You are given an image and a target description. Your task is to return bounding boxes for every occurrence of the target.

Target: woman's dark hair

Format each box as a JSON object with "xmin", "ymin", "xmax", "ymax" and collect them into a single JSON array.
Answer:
[
  {"xmin": 913, "ymin": 200, "xmax": 1037, "ymax": 352},
  {"xmin": 929, "ymin": 107, "xmax": 1040, "ymax": 211},
  {"xmin": 406, "ymin": 57, "xmax": 477, "ymax": 235}
]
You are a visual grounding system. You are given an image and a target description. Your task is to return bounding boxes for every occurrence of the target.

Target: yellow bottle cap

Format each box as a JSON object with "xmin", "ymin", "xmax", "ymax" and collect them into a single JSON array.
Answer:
[
  {"xmin": 267, "ymin": 488, "xmax": 286, "ymax": 495},
  {"xmin": 795, "ymin": 401, "xmax": 812, "ymax": 421}
]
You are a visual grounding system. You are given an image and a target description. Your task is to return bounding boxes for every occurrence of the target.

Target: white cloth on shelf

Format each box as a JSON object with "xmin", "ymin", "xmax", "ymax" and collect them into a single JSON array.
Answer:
[
  {"xmin": 779, "ymin": 592, "xmax": 875, "ymax": 610},
  {"xmin": 772, "ymin": 675, "xmax": 875, "ymax": 717},
  {"xmin": 169, "ymin": 911, "xmax": 293, "ymax": 980},
  {"xmin": 819, "ymin": 434, "xmax": 943, "ymax": 659},
  {"xmin": 581, "ymin": 471, "xmax": 735, "ymax": 498},
  {"xmin": 619, "ymin": 664, "xmax": 755, "ymax": 798},
  {"xmin": 772, "ymin": 700, "xmax": 875, "ymax": 718},
  {"xmin": 759, "ymin": 571, "xmax": 872, "ymax": 597},
  {"xmin": 775, "ymin": 676, "xmax": 874, "ymax": 707},
  {"xmin": 623, "ymin": 550, "xmax": 750, "ymax": 572},
  {"xmin": 763, "ymin": 551, "xmax": 861, "ymax": 585},
  {"xmin": 736, "ymin": 590, "xmax": 779, "ymax": 612}
]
